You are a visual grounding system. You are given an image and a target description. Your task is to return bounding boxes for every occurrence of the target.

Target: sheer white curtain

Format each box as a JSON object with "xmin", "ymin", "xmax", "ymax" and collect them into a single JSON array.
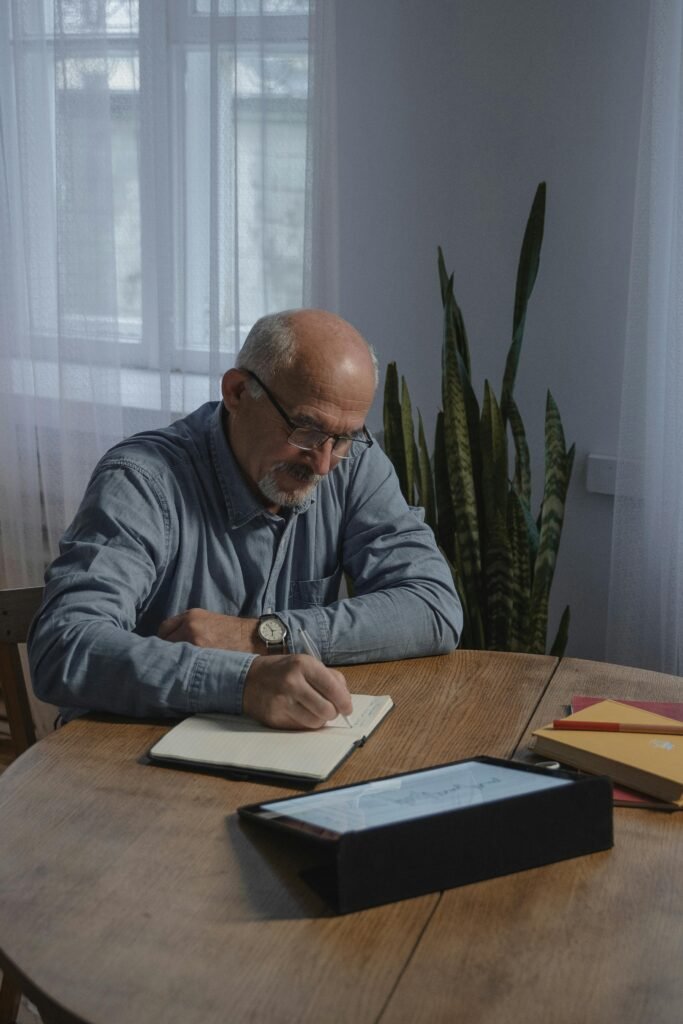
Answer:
[
  {"xmin": 606, "ymin": 0, "xmax": 683, "ymax": 673},
  {"xmin": 0, "ymin": 0, "xmax": 335, "ymax": 588}
]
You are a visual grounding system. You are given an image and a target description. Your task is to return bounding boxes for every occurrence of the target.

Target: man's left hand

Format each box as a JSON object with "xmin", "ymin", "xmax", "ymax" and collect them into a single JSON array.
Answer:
[{"xmin": 158, "ymin": 609, "xmax": 260, "ymax": 652}]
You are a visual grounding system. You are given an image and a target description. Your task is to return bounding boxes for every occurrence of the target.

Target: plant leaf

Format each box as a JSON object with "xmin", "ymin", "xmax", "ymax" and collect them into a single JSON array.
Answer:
[
  {"xmin": 382, "ymin": 362, "xmax": 409, "ymax": 498},
  {"xmin": 401, "ymin": 376, "xmax": 416, "ymax": 503},
  {"xmin": 442, "ymin": 312, "xmax": 482, "ymax": 599},
  {"xmin": 529, "ymin": 391, "xmax": 574, "ymax": 653},
  {"xmin": 417, "ymin": 412, "xmax": 436, "ymax": 531},
  {"xmin": 549, "ymin": 605, "xmax": 571, "ymax": 658},
  {"xmin": 443, "ymin": 273, "xmax": 472, "ymax": 381},
  {"xmin": 507, "ymin": 396, "xmax": 531, "ymax": 510},
  {"xmin": 501, "ymin": 183, "xmax": 546, "ymax": 419},
  {"xmin": 437, "ymin": 246, "xmax": 451, "ymax": 307},
  {"xmin": 484, "ymin": 515, "xmax": 513, "ymax": 650},
  {"xmin": 507, "ymin": 489, "xmax": 532, "ymax": 651},
  {"xmin": 433, "ymin": 412, "xmax": 456, "ymax": 565},
  {"xmin": 515, "ymin": 486, "xmax": 540, "ymax": 566},
  {"xmin": 479, "ymin": 383, "xmax": 512, "ymax": 649},
  {"xmin": 480, "ymin": 382, "xmax": 508, "ymax": 536}
]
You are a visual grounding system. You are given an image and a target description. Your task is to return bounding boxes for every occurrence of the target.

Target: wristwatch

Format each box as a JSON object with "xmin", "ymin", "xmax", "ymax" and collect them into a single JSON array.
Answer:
[{"xmin": 257, "ymin": 613, "xmax": 288, "ymax": 653}]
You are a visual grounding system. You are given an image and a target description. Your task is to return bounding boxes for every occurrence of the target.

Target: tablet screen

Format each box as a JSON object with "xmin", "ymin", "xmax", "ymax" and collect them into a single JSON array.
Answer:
[{"xmin": 257, "ymin": 760, "xmax": 571, "ymax": 835}]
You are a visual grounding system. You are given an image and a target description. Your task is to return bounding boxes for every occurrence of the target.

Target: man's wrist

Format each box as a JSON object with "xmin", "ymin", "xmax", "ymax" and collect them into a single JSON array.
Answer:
[{"xmin": 228, "ymin": 616, "xmax": 264, "ymax": 655}]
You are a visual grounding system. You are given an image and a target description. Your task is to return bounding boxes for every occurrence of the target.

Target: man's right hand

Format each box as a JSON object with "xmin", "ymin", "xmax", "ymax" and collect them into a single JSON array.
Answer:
[{"xmin": 242, "ymin": 654, "xmax": 353, "ymax": 729}]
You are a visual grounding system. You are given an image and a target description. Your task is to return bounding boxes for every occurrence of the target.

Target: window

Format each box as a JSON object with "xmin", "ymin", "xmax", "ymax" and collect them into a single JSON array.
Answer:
[{"xmin": 10, "ymin": 0, "xmax": 310, "ymax": 377}]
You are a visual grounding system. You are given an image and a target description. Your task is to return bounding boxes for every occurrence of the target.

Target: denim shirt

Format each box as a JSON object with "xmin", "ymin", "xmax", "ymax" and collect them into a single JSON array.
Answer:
[{"xmin": 28, "ymin": 402, "xmax": 462, "ymax": 720}]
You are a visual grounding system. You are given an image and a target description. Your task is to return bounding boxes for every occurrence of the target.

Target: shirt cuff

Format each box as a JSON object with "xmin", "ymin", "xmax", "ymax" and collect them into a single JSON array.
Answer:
[{"xmin": 189, "ymin": 648, "xmax": 257, "ymax": 715}]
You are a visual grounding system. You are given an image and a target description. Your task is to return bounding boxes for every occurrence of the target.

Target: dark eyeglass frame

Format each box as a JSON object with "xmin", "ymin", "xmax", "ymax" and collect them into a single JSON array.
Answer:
[{"xmin": 244, "ymin": 370, "xmax": 373, "ymax": 459}]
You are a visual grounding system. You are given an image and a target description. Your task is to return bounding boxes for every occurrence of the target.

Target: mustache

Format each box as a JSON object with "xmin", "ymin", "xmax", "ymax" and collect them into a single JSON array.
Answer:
[{"xmin": 272, "ymin": 461, "xmax": 323, "ymax": 486}]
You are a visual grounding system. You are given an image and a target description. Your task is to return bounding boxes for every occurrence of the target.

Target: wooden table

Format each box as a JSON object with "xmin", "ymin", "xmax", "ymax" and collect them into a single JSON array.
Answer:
[{"xmin": 0, "ymin": 651, "xmax": 681, "ymax": 1024}]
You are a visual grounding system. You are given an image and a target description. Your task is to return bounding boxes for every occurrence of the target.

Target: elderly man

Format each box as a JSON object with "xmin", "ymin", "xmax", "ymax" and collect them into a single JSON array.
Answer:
[{"xmin": 29, "ymin": 309, "xmax": 462, "ymax": 728}]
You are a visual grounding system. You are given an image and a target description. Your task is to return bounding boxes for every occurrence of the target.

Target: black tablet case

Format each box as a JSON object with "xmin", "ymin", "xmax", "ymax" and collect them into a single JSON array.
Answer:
[{"xmin": 240, "ymin": 756, "xmax": 614, "ymax": 914}]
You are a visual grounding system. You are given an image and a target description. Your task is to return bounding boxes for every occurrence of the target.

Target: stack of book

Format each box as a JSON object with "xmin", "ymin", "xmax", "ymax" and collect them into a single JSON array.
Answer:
[{"xmin": 531, "ymin": 697, "xmax": 683, "ymax": 811}]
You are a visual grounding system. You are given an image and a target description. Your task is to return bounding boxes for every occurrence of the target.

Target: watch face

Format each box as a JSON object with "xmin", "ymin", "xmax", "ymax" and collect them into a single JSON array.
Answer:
[{"xmin": 259, "ymin": 616, "xmax": 286, "ymax": 643}]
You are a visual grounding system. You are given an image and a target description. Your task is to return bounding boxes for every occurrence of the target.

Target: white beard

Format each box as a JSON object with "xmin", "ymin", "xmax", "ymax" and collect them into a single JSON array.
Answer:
[{"xmin": 258, "ymin": 461, "xmax": 323, "ymax": 511}]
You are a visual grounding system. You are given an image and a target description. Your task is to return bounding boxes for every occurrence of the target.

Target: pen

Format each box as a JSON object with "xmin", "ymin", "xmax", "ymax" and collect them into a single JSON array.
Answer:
[
  {"xmin": 552, "ymin": 720, "xmax": 683, "ymax": 735},
  {"xmin": 299, "ymin": 628, "xmax": 353, "ymax": 728}
]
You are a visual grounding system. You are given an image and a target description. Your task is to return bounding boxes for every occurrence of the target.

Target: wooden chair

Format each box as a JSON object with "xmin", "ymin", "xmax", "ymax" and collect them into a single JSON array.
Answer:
[
  {"xmin": 0, "ymin": 587, "xmax": 42, "ymax": 759},
  {"xmin": 0, "ymin": 586, "xmax": 43, "ymax": 1024}
]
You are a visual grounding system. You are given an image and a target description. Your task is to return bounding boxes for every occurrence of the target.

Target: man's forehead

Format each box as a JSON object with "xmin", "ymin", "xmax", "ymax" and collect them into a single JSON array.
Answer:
[{"xmin": 279, "ymin": 368, "xmax": 372, "ymax": 418}]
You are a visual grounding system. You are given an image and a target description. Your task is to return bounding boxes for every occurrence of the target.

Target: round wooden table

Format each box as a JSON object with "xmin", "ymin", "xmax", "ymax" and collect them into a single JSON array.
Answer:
[{"xmin": 1, "ymin": 651, "xmax": 681, "ymax": 1024}]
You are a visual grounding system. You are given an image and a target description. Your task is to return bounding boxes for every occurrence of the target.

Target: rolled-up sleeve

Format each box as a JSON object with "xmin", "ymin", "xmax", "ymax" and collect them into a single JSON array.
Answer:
[{"xmin": 28, "ymin": 460, "xmax": 253, "ymax": 720}]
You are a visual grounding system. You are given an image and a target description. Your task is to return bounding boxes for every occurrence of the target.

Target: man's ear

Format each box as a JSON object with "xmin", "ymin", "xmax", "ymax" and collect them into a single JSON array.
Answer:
[{"xmin": 221, "ymin": 368, "xmax": 248, "ymax": 412}]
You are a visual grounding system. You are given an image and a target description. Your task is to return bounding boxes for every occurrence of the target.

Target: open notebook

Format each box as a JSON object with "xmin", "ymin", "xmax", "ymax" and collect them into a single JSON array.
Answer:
[{"xmin": 148, "ymin": 693, "xmax": 394, "ymax": 785}]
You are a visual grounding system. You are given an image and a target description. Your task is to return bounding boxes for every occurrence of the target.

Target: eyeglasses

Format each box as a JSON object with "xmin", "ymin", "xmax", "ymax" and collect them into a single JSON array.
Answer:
[{"xmin": 245, "ymin": 370, "xmax": 373, "ymax": 460}]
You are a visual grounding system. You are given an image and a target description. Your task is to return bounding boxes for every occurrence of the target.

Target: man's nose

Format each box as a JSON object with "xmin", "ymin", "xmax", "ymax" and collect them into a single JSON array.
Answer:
[{"xmin": 306, "ymin": 439, "xmax": 337, "ymax": 475}]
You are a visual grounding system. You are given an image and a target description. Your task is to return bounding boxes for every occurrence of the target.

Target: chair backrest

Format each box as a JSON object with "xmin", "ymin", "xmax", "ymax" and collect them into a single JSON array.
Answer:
[{"xmin": 0, "ymin": 586, "xmax": 44, "ymax": 757}]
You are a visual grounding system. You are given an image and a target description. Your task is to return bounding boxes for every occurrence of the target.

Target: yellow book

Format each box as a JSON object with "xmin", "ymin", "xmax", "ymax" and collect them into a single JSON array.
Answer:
[{"xmin": 531, "ymin": 699, "xmax": 683, "ymax": 806}]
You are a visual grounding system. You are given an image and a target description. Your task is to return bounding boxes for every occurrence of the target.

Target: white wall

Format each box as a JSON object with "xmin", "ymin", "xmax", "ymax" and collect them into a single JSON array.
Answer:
[{"xmin": 334, "ymin": 0, "xmax": 650, "ymax": 661}]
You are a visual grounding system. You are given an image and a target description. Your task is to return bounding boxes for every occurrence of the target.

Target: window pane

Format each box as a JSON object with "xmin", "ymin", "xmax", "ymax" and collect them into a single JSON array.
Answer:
[
  {"xmin": 236, "ymin": 51, "xmax": 308, "ymax": 97},
  {"xmin": 56, "ymin": 54, "xmax": 141, "ymax": 339},
  {"xmin": 181, "ymin": 43, "xmax": 307, "ymax": 353},
  {"xmin": 233, "ymin": 106, "xmax": 307, "ymax": 329},
  {"xmin": 42, "ymin": 0, "xmax": 139, "ymax": 36},
  {"xmin": 112, "ymin": 97, "xmax": 142, "ymax": 328},
  {"xmin": 193, "ymin": 0, "xmax": 308, "ymax": 16}
]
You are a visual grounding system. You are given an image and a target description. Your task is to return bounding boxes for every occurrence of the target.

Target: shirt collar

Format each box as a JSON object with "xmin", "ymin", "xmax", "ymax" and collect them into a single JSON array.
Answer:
[{"xmin": 209, "ymin": 402, "xmax": 315, "ymax": 527}]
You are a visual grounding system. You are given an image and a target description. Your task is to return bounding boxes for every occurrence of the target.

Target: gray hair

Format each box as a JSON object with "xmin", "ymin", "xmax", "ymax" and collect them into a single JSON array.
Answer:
[
  {"xmin": 236, "ymin": 312, "xmax": 298, "ymax": 397},
  {"xmin": 236, "ymin": 310, "xmax": 379, "ymax": 396}
]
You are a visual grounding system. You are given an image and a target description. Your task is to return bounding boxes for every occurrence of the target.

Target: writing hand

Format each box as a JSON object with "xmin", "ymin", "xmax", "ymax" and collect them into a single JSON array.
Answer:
[
  {"xmin": 158, "ymin": 609, "xmax": 260, "ymax": 652},
  {"xmin": 242, "ymin": 654, "xmax": 353, "ymax": 730}
]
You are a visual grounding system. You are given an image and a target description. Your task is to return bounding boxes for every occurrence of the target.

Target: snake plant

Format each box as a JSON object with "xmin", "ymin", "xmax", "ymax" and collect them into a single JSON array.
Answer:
[{"xmin": 383, "ymin": 183, "xmax": 574, "ymax": 655}]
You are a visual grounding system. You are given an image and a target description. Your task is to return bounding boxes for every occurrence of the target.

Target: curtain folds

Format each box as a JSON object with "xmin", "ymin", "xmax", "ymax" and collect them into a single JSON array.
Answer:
[
  {"xmin": 0, "ymin": 0, "xmax": 332, "ymax": 588},
  {"xmin": 606, "ymin": 0, "xmax": 683, "ymax": 673}
]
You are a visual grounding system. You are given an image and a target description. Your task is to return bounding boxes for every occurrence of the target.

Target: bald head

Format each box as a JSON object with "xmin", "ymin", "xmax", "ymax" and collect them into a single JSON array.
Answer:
[{"xmin": 236, "ymin": 309, "xmax": 379, "ymax": 393}]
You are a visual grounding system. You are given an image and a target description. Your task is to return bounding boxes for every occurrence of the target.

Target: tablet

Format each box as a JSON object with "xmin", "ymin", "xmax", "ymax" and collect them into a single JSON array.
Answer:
[{"xmin": 238, "ymin": 756, "xmax": 573, "ymax": 841}]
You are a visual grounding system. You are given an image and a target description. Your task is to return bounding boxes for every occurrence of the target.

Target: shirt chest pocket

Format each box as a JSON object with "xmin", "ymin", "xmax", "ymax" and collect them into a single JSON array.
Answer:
[{"xmin": 289, "ymin": 571, "xmax": 341, "ymax": 609}]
